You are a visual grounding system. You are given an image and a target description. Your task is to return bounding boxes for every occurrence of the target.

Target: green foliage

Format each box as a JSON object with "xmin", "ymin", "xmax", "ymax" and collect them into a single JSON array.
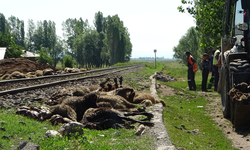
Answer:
[
  {"xmin": 94, "ymin": 11, "xmax": 105, "ymax": 33},
  {"xmin": 101, "ymin": 34, "xmax": 110, "ymax": 67},
  {"xmin": 5, "ymin": 37, "xmax": 24, "ymax": 58},
  {"xmin": 8, "ymin": 16, "xmax": 25, "ymax": 47},
  {"xmin": 173, "ymin": 27, "xmax": 202, "ymax": 65},
  {"xmin": 52, "ymin": 36, "xmax": 65, "ymax": 67},
  {"xmin": 106, "ymin": 14, "xmax": 132, "ymax": 65},
  {"xmin": 0, "ymin": 13, "xmax": 24, "ymax": 59},
  {"xmin": 36, "ymin": 45, "xmax": 53, "ymax": 65},
  {"xmin": 0, "ymin": 13, "xmax": 6, "ymax": 35},
  {"xmin": 63, "ymin": 54, "xmax": 74, "ymax": 68},
  {"xmin": 62, "ymin": 17, "xmax": 89, "ymax": 50},
  {"xmin": 25, "ymin": 19, "xmax": 36, "ymax": 52},
  {"xmin": 178, "ymin": 0, "xmax": 224, "ymax": 51},
  {"xmin": 0, "ymin": 31, "xmax": 11, "ymax": 47},
  {"xmin": 72, "ymin": 29, "xmax": 99, "ymax": 68},
  {"xmin": 1, "ymin": 11, "xmax": 133, "ymax": 70}
]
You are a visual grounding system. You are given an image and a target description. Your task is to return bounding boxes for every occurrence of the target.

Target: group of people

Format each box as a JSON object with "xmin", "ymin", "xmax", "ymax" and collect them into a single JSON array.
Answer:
[{"xmin": 185, "ymin": 47, "xmax": 221, "ymax": 92}]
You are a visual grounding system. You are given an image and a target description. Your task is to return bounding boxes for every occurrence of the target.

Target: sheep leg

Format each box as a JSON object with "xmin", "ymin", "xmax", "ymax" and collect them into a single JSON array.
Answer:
[
  {"xmin": 123, "ymin": 112, "xmax": 154, "ymax": 120},
  {"xmin": 117, "ymin": 114, "xmax": 154, "ymax": 127}
]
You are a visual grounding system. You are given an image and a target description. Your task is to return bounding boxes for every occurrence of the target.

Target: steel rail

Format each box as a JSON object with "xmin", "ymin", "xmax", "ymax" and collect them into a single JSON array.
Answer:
[
  {"xmin": 0, "ymin": 65, "xmax": 141, "ymax": 92},
  {"xmin": 0, "ymin": 65, "xmax": 143, "ymax": 96}
]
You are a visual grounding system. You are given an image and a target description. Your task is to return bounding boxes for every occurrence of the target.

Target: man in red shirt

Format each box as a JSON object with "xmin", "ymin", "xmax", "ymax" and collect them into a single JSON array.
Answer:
[{"xmin": 186, "ymin": 51, "xmax": 197, "ymax": 91}]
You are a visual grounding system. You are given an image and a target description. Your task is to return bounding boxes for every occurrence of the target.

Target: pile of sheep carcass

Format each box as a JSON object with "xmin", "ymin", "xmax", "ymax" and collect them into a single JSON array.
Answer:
[
  {"xmin": 1, "ymin": 68, "xmax": 54, "ymax": 80},
  {"xmin": 1, "ymin": 67, "xmax": 87, "ymax": 80},
  {"xmin": 155, "ymin": 72, "xmax": 177, "ymax": 82},
  {"xmin": 228, "ymin": 82, "xmax": 250, "ymax": 104},
  {"xmin": 16, "ymin": 77, "xmax": 165, "ymax": 136}
]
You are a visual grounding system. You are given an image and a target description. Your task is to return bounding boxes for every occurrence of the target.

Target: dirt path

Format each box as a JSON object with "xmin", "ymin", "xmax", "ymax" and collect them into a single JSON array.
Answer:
[
  {"xmin": 206, "ymin": 94, "xmax": 250, "ymax": 150},
  {"xmin": 153, "ymin": 77, "xmax": 250, "ymax": 150}
]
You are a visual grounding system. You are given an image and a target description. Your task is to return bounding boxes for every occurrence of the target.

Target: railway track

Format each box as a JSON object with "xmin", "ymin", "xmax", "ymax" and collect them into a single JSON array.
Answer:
[{"xmin": 0, "ymin": 64, "xmax": 144, "ymax": 97}]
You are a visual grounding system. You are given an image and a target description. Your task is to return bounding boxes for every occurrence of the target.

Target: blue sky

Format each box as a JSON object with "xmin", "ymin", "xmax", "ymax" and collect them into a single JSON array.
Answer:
[{"xmin": 1, "ymin": 0, "xmax": 196, "ymax": 58}]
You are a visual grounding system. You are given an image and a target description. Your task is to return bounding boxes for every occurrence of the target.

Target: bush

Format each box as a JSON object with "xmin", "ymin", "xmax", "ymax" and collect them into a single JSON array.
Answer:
[
  {"xmin": 63, "ymin": 55, "xmax": 74, "ymax": 68},
  {"xmin": 5, "ymin": 37, "xmax": 24, "ymax": 58},
  {"xmin": 36, "ymin": 45, "xmax": 53, "ymax": 65}
]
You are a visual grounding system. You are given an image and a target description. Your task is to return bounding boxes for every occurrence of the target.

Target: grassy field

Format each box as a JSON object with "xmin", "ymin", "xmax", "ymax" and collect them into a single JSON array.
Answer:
[
  {"xmin": 0, "ymin": 110, "xmax": 154, "ymax": 149},
  {"xmin": 114, "ymin": 60, "xmax": 236, "ymax": 149},
  {"xmin": 0, "ymin": 59, "xmax": 237, "ymax": 149},
  {"xmin": 155, "ymin": 60, "xmax": 236, "ymax": 149}
]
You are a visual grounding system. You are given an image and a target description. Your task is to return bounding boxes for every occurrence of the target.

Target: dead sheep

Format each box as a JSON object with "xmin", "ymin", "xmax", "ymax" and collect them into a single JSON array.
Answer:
[
  {"xmin": 43, "ymin": 68, "xmax": 53, "ymax": 76},
  {"xmin": 133, "ymin": 92, "xmax": 156, "ymax": 104},
  {"xmin": 72, "ymin": 86, "xmax": 90, "ymax": 96},
  {"xmin": 155, "ymin": 98, "xmax": 166, "ymax": 107},
  {"xmin": 16, "ymin": 105, "xmax": 50, "ymax": 120},
  {"xmin": 43, "ymin": 92, "xmax": 99, "ymax": 122},
  {"xmin": 228, "ymin": 87, "xmax": 239, "ymax": 98},
  {"xmin": 80, "ymin": 107, "xmax": 154, "ymax": 130},
  {"xmin": 99, "ymin": 88, "xmax": 134, "ymax": 101},
  {"xmin": 10, "ymin": 71, "xmax": 26, "ymax": 79},
  {"xmin": 228, "ymin": 82, "xmax": 250, "ymax": 98},
  {"xmin": 35, "ymin": 70, "xmax": 43, "ymax": 77},
  {"xmin": 234, "ymin": 82, "xmax": 250, "ymax": 93},
  {"xmin": 97, "ymin": 95, "xmax": 139, "ymax": 110},
  {"xmin": 132, "ymin": 92, "xmax": 166, "ymax": 107},
  {"xmin": 44, "ymin": 88, "xmax": 72, "ymax": 105},
  {"xmin": 100, "ymin": 78, "xmax": 120, "ymax": 92},
  {"xmin": 140, "ymin": 99, "xmax": 153, "ymax": 107},
  {"xmin": 104, "ymin": 78, "xmax": 120, "ymax": 91},
  {"xmin": 64, "ymin": 67, "xmax": 80, "ymax": 73},
  {"xmin": 79, "ymin": 68, "xmax": 87, "ymax": 72},
  {"xmin": 44, "ymin": 86, "xmax": 91, "ymax": 105},
  {"xmin": 89, "ymin": 77, "xmax": 123, "ymax": 92},
  {"xmin": 26, "ymin": 72, "xmax": 36, "ymax": 76},
  {"xmin": 1, "ymin": 74, "xmax": 11, "ymax": 80},
  {"xmin": 100, "ymin": 78, "xmax": 110, "ymax": 89},
  {"xmin": 87, "ymin": 78, "xmax": 111, "ymax": 92},
  {"xmin": 25, "ymin": 72, "xmax": 37, "ymax": 78},
  {"xmin": 25, "ymin": 75, "xmax": 37, "ymax": 78},
  {"xmin": 88, "ymin": 84, "xmax": 100, "ymax": 92}
]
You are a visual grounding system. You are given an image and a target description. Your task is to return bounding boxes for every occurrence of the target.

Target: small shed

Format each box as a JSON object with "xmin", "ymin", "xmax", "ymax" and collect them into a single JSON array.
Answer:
[
  {"xmin": 0, "ymin": 47, "xmax": 6, "ymax": 60},
  {"xmin": 21, "ymin": 50, "xmax": 40, "ymax": 61}
]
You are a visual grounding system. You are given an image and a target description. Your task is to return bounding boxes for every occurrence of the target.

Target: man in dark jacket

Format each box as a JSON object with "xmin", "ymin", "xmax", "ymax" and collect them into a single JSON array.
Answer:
[
  {"xmin": 201, "ymin": 53, "xmax": 210, "ymax": 91},
  {"xmin": 186, "ymin": 51, "xmax": 197, "ymax": 91},
  {"xmin": 207, "ymin": 51, "xmax": 215, "ymax": 89}
]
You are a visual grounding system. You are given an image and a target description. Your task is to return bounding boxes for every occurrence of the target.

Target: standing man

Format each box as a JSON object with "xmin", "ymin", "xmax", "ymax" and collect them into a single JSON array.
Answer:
[
  {"xmin": 207, "ymin": 50, "xmax": 215, "ymax": 89},
  {"xmin": 213, "ymin": 47, "xmax": 221, "ymax": 91},
  {"xmin": 217, "ymin": 52, "xmax": 222, "ymax": 93},
  {"xmin": 201, "ymin": 53, "xmax": 210, "ymax": 92},
  {"xmin": 186, "ymin": 51, "xmax": 198, "ymax": 91}
]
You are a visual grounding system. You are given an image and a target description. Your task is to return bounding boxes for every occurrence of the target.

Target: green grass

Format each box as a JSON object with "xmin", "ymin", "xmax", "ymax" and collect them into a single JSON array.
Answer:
[
  {"xmin": 0, "ymin": 110, "xmax": 57, "ymax": 149},
  {"xmin": 124, "ymin": 60, "xmax": 237, "ymax": 149},
  {"xmin": 0, "ymin": 109, "xmax": 154, "ymax": 149},
  {"xmin": 151, "ymin": 61, "xmax": 237, "ymax": 149},
  {"xmin": 161, "ymin": 93, "xmax": 236, "ymax": 149},
  {"xmin": 0, "ymin": 60, "xmax": 237, "ymax": 149}
]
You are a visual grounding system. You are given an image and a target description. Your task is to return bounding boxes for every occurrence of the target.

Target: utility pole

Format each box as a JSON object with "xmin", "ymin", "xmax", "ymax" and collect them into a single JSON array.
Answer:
[{"xmin": 154, "ymin": 49, "xmax": 157, "ymax": 69}]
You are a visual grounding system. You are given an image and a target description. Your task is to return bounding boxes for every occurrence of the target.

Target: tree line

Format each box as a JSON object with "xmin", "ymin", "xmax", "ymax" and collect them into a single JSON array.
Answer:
[
  {"xmin": 0, "ymin": 11, "xmax": 132, "ymax": 68},
  {"xmin": 174, "ymin": 0, "xmax": 224, "ymax": 64}
]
